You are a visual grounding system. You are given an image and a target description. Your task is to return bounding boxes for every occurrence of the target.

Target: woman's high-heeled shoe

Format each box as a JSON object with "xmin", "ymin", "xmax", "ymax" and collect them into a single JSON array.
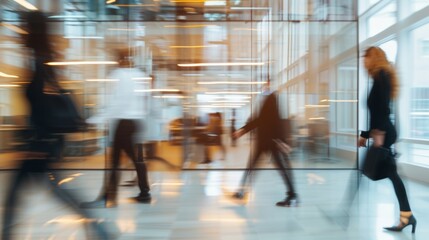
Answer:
[{"xmin": 384, "ymin": 214, "xmax": 417, "ymax": 233}]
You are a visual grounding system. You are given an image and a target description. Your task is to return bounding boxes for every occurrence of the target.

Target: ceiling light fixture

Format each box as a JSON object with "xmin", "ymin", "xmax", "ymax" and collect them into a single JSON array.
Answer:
[
  {"xmin": 170, "ymin": 0, "xmax": 206, "ymax": 3},
  {"xmin": 182, "ymin": 74, "xmax": 205, "ymax": 77},
  {"xmin": 164, "ymin": 24, "xmax": 217, "ymax": 28},
  {"xmin": 153, "ymin": 95, "xmax": 186, "ymax": 99},
  {"xmin": 86, "ymin": 79, "xmax": 118, "ymax": 82},
  {"xmin": 198, "ymin": 81, "xmax": 266, "ymax": 85},
  {"xmin": 46, "ymin": 61, "xmax": 118, "ymax": 66},
  {"xmin": 204, "ymin": 1, "xmax": 226, "ymax": 6},
  {"xmin": 135, "ymin": 89, "xmax": 180, "ymax": 93},
  {"xmin": 112, "ymin": 4, "xmax": 155, "ymax": 7},
  {"xmin": 204, "ymin": 91, "xmax": 260, "ymax": 95},
  {"xmin": 14, "ymin": 0, "xmax": 37, "ymax": 10},
  {"xmin": 107, "ymin": 28, "xmax": 144, "ymax": 31},
  {"xmin": 178, "ymin": 62, "xmax": 264, "ymax": 67},
  {"xmin": 1, "ymin": 23, "xmax": 28, "ymax": 34},
  {"xmin": 170, "ymin": 45, "xmax": 216, "ymax": 49},
  {"xmin": 186, "ymin": 105, "xmax": 243, "ymax": 108},
  {"xmin": 320, "ymin": 99, "xmax": 357, "ymax": 103},
  {"xmin": 207, "ymin": 100, "xmax": 249, "ymax": 103},
  {"xmin": 64, "ymin": 36, "xmax": 104, "ymax": 39},
  {"xmin": 0, "ymin": 71, "xmax": 19, "ymax": 78},
  {"xmin": 305, "ymin": 105, "xmax": 330, "ymax": 108},
  {"xmin": 48, "ymin": 15, "xmax": 87, "ymax": 19},
  {"xmin": 230, "ymin": 7, "xmax": 270, "ymax": 10}
]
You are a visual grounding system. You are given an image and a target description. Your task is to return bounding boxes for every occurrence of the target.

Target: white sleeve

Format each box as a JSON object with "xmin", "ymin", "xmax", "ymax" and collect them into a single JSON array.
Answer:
[{"xmin": 86, "ymin": 70, "xmax": 120, "ymax": 123}]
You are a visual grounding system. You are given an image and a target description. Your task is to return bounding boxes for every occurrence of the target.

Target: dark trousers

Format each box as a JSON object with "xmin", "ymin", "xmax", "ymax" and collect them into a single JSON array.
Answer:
[
  {"xmin": 102, "ymin": 119, "xmax": 150, "ymax": 200},
  {"xmin": 343, "ymin": 164, "xmax": 411, "ymax": 213},
  {"xmin": 343, "ymin": 123, "xmax": 411, "ymax": 212},
  {"xmin": 386, "ymin": 166, "xmax": 411, "ymax": 211},
  {"xmin": 240, "ymin": 143, "xmax": 296, "ymax": 195},
  {"xmin": 383, "ymin": 123, "xmax": 411, "ymax": 212},
  {"xmin": 2, "ymin": 137, "xmax": 107, "ymax": 239}
]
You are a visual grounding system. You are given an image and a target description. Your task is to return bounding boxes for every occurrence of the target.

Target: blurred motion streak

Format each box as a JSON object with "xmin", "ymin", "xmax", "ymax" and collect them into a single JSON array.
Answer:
[
  {"xmin": 178, "ymin": 62, "xmax": 265, "ymax": 67},
  {"xmin": 14, "ymin": 0, "xmax": 38, "ymax": 10},
  {"xmin": 0, "ymin": 72, "xmax": 19, "ymax": 78},
  {"xmin": 1, "ymin": 23, "xmax": 28, "ymax": 34},
  {"xmin": 46, "ymin": 61, "xmax": 118, "ymax": 66}
]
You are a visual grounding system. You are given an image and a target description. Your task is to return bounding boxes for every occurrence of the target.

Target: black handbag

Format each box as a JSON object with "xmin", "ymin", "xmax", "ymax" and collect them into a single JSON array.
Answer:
[
  {"xmin": 362, "ymin": 145, "xmax": 392, "ymax": 181},
  {"xmin": 41, "ymin": 88, "xmax": 86, "ymax": 133}
]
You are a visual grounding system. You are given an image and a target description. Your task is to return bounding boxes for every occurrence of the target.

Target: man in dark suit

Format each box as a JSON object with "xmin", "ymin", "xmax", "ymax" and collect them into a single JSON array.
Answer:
[{"xmin": 232, "ymin": 83, "xmax": 298, "ymax": 207}]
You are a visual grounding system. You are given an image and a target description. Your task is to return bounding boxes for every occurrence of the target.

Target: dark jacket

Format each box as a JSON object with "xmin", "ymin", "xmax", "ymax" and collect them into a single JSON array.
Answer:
[
  {"xmin": 26, "ymin": 57, "xmax": 58, "ymax": 136},
  {"xmin": 240, "ymin": 92, "xmax": 284, "ymax": 150},
  {"xmin": 360, "ymin": 69, "xmax": 397, "ymax": 147}
]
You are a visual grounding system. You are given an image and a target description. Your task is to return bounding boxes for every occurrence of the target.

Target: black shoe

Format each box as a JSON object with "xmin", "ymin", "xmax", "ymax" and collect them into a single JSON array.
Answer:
[
  {"xmin": 132, "ymin": 193, "xmax": 151, "ymax": 203},
  {"xmin": 384, "ymin": 214, "xmax": 417, "ymax": 233},
  {"xmin": 276, "ymin": 194, "xmax": 298, "ymax": 207},
  {"xmin": 80, "ymin": 199, "xmax": 117, "ymax": 208},
  {"xmin": 200, "ymin": 159, "xmax": 212, "ymax": 164}
]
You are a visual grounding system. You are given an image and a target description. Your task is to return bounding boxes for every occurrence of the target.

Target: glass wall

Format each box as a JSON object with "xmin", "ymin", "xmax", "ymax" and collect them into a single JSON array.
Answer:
[
  {"xmin": 358, "ymin": 1, "xmax": 429, "ymax": 170},
  {"xmin": 0, "ymin": 1, "xmax": 359, "ymax": 170}
]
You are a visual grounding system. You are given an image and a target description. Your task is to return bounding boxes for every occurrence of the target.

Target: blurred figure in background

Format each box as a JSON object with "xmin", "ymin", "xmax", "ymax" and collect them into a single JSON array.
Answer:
[
  {"xmin": 231, "ymin": 82, "xmax": 298, "ymax": 207},
  {"xmin": 142, "ymin": 0, "xmax": 160, "ymax": 20},
  {"xmin": 80, "ymin": 48, "xmax": 151, "ymax": 208},
  {"xmin": 200, "ymin": 112, "xmax": 226, "ymax": 164},
  {"xmin": 1, "ymin": 11, "xmax": 112, "ymax": 239},
  {"xmin": 230, "ymin": 109, "xmax": 237, "ymax": 147},
  {"xmin": 359, "ymin": 46, "xmax": 416, "ymax": 233},
  {"xmin": 212, "ymin": 112, "xmax": 226, "ymax": 160}
]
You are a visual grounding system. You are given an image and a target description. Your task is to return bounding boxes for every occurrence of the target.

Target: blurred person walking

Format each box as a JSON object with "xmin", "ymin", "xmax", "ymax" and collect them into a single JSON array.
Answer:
[
  {"xmin": 230, "ymin": 109, "xmax": 237, "ymax": 147},
  {"xmin": 80, "ymin": 48, "xmax": 151, "ymax": 208},
  {"xmin": 359, "ymin": 46, "xmax": 416, "ymax": 233},
  {"xmin": 211, "ymin": 112, "xmax": 227, "ymax": 160},
  {"xmin": 200, "ymin": 112, "xmax": 226, "ymax": 164},
  {"xmin": 231, "ymin": 82, "xmax": 298, "ymax": 207},
  {"xmin": 1, "ymin": 11, "xmax": 113, "ymax": 239}
]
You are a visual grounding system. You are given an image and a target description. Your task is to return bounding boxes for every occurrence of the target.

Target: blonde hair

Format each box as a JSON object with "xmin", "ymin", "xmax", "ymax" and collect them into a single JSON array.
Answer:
[{"xmin": 364, "ymin": 46, "xmax": 399, "ymax": 99}]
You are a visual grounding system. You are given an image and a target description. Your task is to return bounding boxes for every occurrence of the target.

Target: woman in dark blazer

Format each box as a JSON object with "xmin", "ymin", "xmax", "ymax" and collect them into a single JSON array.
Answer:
[
  {"xmin": 1, "ymin": 11, "xmax": 112, "ymax": 239},
  {"xmin": 232, "ymin": 86, "xmax": 297, "ymax": 207},
  {"xmin": 359, "ymin": 46, "xmax": 416, "ymax": 233}
]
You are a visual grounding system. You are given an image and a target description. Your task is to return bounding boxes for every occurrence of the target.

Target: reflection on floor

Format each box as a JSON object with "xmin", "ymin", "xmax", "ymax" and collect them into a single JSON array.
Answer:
[{"xmin": 0, "ymin": 170, "xmax": 427, "ymax": 239}]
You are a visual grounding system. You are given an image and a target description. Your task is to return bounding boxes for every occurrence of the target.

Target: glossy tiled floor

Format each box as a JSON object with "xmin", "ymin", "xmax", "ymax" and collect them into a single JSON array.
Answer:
[{"xmin": 0, "ymin": 169, "xmax": 427, "ymax": 239}]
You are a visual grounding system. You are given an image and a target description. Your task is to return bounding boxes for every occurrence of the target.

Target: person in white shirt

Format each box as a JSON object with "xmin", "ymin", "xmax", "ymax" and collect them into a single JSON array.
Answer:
[{"xmin": 81, "ymin": 48, "xmax": 151, "ymax": 208}]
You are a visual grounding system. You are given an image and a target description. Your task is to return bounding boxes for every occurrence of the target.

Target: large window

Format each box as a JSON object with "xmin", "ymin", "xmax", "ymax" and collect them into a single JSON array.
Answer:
[
  {"xmin": 359, "ymin": 0, "xmax": 382, "ymax": 14},
  {"xmin": 367, "ymin": 2, "xmax": 396, "ymax": 37},
  {"xmin": 379, "ymin": 40, "xmax": 397, "ymax": 63},
  {"xmin": 360, "ymin": 1, "xmax": 429, "ymax": 169},
  {"xmin": 409, "ymin": 23, "xmax": 429, "ymax": 140},
  {"xmin": 412, "ymin": 0, "xmax": 429, "ymax": 13}
]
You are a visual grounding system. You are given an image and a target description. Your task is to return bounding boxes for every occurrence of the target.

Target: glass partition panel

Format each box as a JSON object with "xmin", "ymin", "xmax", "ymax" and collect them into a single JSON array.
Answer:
[{"xmin": 0, "ymin": 2, "xmax": 358, "ymax": 170}]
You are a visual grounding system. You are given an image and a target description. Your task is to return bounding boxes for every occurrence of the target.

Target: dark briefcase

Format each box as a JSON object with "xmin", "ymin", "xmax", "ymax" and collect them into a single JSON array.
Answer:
[{"xmin": 362, "ymin": 145, "xmax": 392, "ymax": 181}]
